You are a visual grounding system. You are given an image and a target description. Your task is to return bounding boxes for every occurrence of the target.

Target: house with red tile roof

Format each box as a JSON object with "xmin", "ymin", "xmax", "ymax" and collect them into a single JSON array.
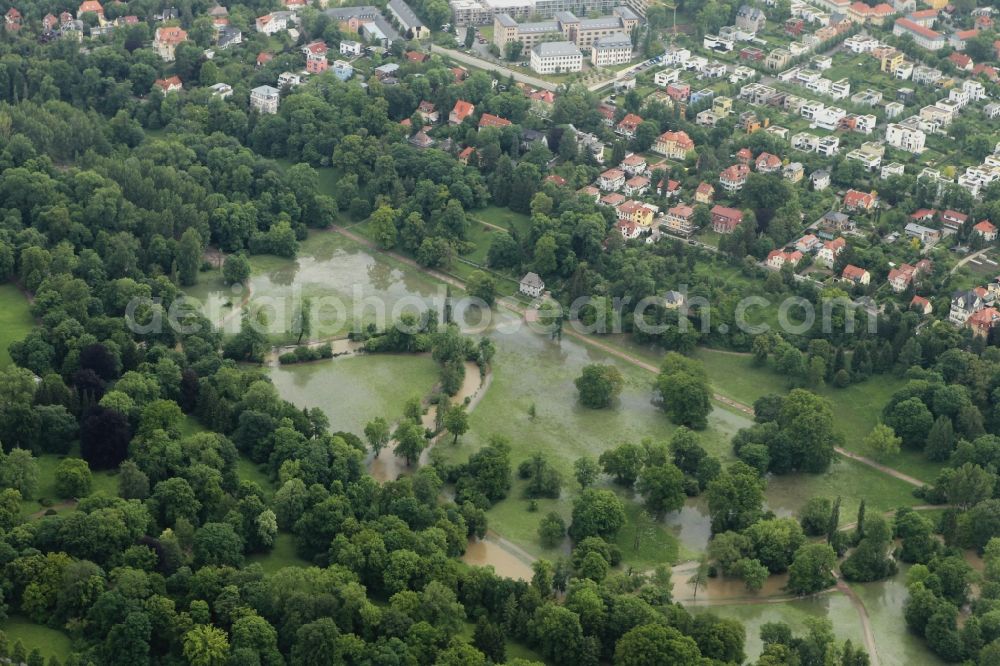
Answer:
[
  {"xmin": 449, "ymin": 100, "xmax": 475, "ymax": 124},
  {"xmin": 257, "ymin": 52, "xmax": 274, "ymax": 67},
  {"xmin": 616, "ymin": 113, "xmax": 644, "ymax": 138},
  {"xmin": 842, "ymin": 264, "xmax": 871, "ymax": 285},
  {"xmin": 974, "ymin": 220, "xmax": 998, "ymax": 241},
  {"xmin": 736, "ymin": 147, "xmax": 752, "ymax": 164},
  {"xmin": 843, "ymin": 189, "xmax": 876, "ymax": 212},
  {"xmin": 766, "ymin": 249, "xmax": 804, "ymax": 270},
  {"xmin": 478, "ymin": 113, "xmax": 511, "ymax": 129},
  {"xmin": 617, "ymin": 218, "xmax": 643, "ymax": 240},
  {"xmin": 695, "ymin": 182, "xmax": 714, "ymax": 204},
  {"xmin": 755, "ymin": 152, "xmax": 782, "ymax": 173},
  {"xmin": 154, "ymin": 26, "xmax": 188, "ymax": 61},
  {"xmin": 4, "ymin": 8, "xmax": 21, "ymax": 31},
  {"xmin": 719, "ymin": 164, "xmax": 750, "ymax": 192},
  {"xmin": 545, "ymin": 174, "xmax": 567, "ymax": 187},
  {"xmin": 664, "ymin": 204, "xmax": 696, "ymax": 235},
  {"xmin": 578, "ymin": 185, "xmax": 600, "ymax": 202},
  {"xmin": 888, "ymin": 263, "xmax": 917, "ymax": 292},
  {"xmin": 154, "ymin": 76, "xmax": 183, "ymax": 94},
  {"xmin": 621, "ymin": 153, "xmax": 648, "ymax": 175},
  {"xmin": 601, "ymin": 192, "xmax": 627, "ymax": 206},
  {"xmin": 658, "ymin": 178, "xmax": 680, "ymax": 198},
  {"xmin": 893, "ymin": 17, "xmax": 945, "ymax": 50},
  {"xmin": 911, "ymin": 295, "xmax": 933, "ymax": 315},
  {"xmin": 948, "ymin": 52, "xmax": 973, "ymax": 70},
  {"xmin": 405, "ymin": 50, "xmax": 428, "ymax": 63},
  {"xmin": 710, "ymin": 205, "xmax": 743, "ymax": 233},
  {"xmin": 942, "ymin": 209, "xmax": 968, "ymax": 230},
  {"xmin": 304, "ymin": 41, "xmax": 329, "ymax": 73},
  {"xmin": 816, "ymin": 237, "xmax": 846, "ymax": 265},
  {"xmin": 624, "ymin": 176, "xmax": 650, "ymax": 197},
  {"xmin": 653, "ymin": 131, "xmax": 695, "ymax": 160},
  {"xmin": 78, "ymin": 0, "xmax": 104, "ymax": 19},
  {"xmin": 910, "ymin": 208, "xmax": 936, "ymax": 222},
  {"xmin": 599, "ymin": 168, "xmax": 626, "ymax": 191},
  {"xmin": 969, "ymin": 307, "xmax": 1000, "ymax": 337},
  {"xmin": 458, "ymin": 146, "xmax": 476, "ymax": 165}
]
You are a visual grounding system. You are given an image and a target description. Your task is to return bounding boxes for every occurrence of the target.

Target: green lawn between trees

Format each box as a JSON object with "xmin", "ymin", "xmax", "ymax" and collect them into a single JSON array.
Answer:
[{"xmin": 0, "ymin": 284, "xmax": 33, "ymax": 368}]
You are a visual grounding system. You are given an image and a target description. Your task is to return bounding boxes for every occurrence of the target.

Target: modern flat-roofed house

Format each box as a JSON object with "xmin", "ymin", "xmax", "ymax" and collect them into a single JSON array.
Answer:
[
  {"xmin": 340, "ymin": 39, "xmax": 363, "ymax": 56},
  {"xmin": 520, "ymin": 272, "xmax": 545, "ymax": 298}
]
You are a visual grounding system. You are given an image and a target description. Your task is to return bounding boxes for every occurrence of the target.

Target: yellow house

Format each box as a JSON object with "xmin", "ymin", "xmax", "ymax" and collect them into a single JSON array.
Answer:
[
  {"xmin": 880, "ymin": 51, "xmax": 904, "ymax": 74},
  {"xmin": 712, "ymin": 96, "xmax": 733, "ymax": 117},
  {"xmin": 923, "ymin": 0, "xmax": 947, "ymax": 9}
]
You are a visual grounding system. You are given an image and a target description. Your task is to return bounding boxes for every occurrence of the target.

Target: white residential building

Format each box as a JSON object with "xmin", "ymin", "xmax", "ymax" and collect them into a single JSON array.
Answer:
[
  {"xmin": 591, "ymin": 32, "xmax": 632, "ymax": 66},
  {"xmin": 530, "ymin": 41, "xmax": 582, "ymax": 73},
  {"xmin": 250, "ymin": 85, "xmax": 280, "ymax": 114},
  {"xmin": 886, "ymin": 122, "xmax": 926, "ymax": 153},
  {"xmin": 340, "ymin": 40, "xmax": 363, "ymax": 56}
]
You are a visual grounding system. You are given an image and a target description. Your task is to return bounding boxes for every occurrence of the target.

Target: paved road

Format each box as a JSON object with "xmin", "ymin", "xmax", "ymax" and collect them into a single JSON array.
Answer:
[{"xmin": 429, "ymin": 44, "xmax": 559, "ymax": 91}]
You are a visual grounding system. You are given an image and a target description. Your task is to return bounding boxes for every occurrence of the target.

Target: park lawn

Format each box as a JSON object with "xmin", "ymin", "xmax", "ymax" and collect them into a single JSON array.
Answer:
[
  {"xmin": 21, "ymin": 452, "xmax": 118, "ymax": 516},
  {"xmin": 1, "ymin": 615, "xmax": 73, "ymax": 662},
  {"xmin": 0, "ymin": 283, "xmax": 33, "ymax": 368},
  {"xmin": 238, "ymin": 455, "xmax": 276, "ymax": 495},
  {"xmin": 472, "ymin": 205, "xmax": 531, "ymax": 236},
  {"xmin": 270, "ymin": 158, "xmax": 340, "ymax": 195},
  {"xmin": 456, "ymin": 621, "xmax": 547, "ymax": 664},
  {"xmin": 248, "ymin": 533, "xmax": 311, "ymax": 574},
  {"xmin": 180, "ymin": 415, "xmax": 205, "ymax": 436}
]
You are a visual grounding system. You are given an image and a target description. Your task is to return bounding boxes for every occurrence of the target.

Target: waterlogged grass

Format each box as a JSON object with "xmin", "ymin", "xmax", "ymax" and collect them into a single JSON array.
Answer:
[
  {"xmin": 433, "ymin": 310, "xmax": 748, "ymax": 568},
  {"xmin": 248, "ymin": 532, "xmax": 311, "ymax": 573},
  {"xmin": 691, "ymin": 594, "xmax": 864, "ymax": 662},
  {"xmin": 1, "ymin": 615, "xmax": 73, "ymax": 661},
  {"xmin": 267, "ymin": 353, "xmax": 441, "ymax": 438},
  {"xmin": 852, "ymin": 573, "xmax": 945, "ymax": 666},
  {"xmin": 184, "ymin": 231, "xmax": 447, "ymax": 341},
  {"xmin": 0, "ymin": 283, "xmax": 33, "ymax": 368}
]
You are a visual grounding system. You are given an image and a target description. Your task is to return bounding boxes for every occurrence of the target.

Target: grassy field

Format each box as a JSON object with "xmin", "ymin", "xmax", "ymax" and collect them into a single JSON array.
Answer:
[
  {"xmin": 0, "ymin": 283, "xmax": 33, "ymax": 368},
  {"xmin": 0, "ymin": 615, "xmax": 73, "ymax": 661},
  {"xmin": 471, "ymin": 205, "xmax": 532, "ymax": 236},
  {"xmin": 248, "ymin": 532, "xmax": 311, "ymax": 573},
  {"xmin": 22, "ymin": 452, "xmax": 118, "ymax": 516},
  {"xmin": 693, "ymin": 349, "xmax": 941, "ymax": 483}
]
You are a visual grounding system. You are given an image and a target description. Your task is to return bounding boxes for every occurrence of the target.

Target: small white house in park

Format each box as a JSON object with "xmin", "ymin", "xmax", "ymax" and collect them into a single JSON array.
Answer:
[{"xmin": 519, "ymin": 272, "xmax": 545, "ymax": 298}]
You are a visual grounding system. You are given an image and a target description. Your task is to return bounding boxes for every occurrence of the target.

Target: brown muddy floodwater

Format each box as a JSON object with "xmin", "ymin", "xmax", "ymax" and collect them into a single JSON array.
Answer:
[{"xmin": 462, "ymin": 538, "xmax": 535, "ymax": 581}]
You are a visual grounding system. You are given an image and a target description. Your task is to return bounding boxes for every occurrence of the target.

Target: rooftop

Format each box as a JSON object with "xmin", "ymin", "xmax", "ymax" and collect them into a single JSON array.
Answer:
[{"xmin": 532, "ymin": 41, "xmax": 582, "ymax": 57}]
